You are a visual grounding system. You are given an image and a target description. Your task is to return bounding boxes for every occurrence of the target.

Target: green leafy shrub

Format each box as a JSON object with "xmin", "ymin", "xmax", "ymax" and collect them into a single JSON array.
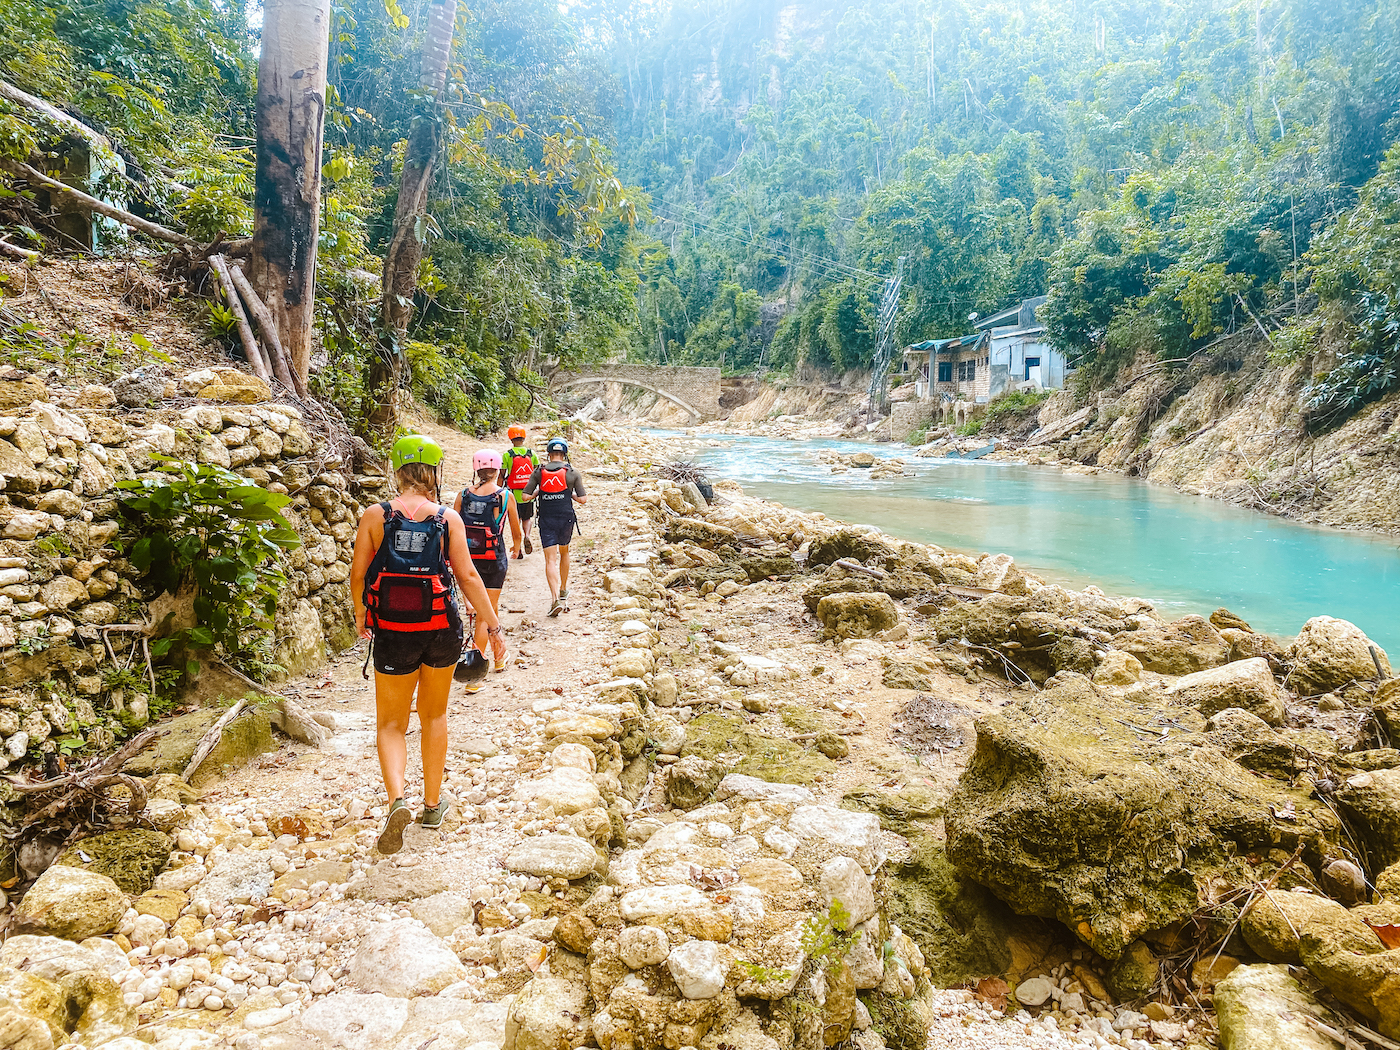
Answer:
[{"xmin": 116, "ymin": 460, "xmax": 301, "ymax": 671}]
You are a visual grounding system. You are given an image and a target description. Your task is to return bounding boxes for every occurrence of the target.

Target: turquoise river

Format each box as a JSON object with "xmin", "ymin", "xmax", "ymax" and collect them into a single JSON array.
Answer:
[{"xmin": 666, "ymin": 432, "xmax": 1400, "ymax": 655}]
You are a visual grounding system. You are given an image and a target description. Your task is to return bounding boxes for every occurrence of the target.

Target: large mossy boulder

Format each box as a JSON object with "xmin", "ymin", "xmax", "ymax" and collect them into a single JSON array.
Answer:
[
  {"xmin": 815, "ymin": 592, "xmax": 898, "ymax": 640},
  {"xmin": 1111, "ymin": 614, "xmax": 1228, "ymax": 675},
  {"xmin": 122, "ymin": 704, "xmax": 275, "ymax": 786},
  {"xmin": 944, "ymin": 677, "xmax": 1342, "ymax": 961},
  {"xmin": 13, "ymin": 866, "xmax": 126, "ymax": 941},
  {"xmin": 679, "ymin": 713, "xmax": 834, "ymax": 789},
  {"xmin": 929, "ymin": 589, "xmax": 1146, "ymax": 684},
  {"xmin": 1335, "ymin": 767, "xmax": 1400, "ymax": 869},
  {"xmin": 1240, "ymin": 891, "xmax": 1367, "ymax": 964},
  {"xmin": 1214, "ymin": 964, "xmax": 1340, "ymax": 1050},
  {"xmin": 1298, "ymin": 920, "xmax": 1399, "ymax": 1038},
  {"xmin": 1288, "ymin": 616, "xmax": 1391, "ymax": 695},
  {"xmin": 801, "ymin": 563, "xmax": 938, "ymax": 614},
  {"xmin": 807, "ymin": 528, "xmax": 900, "ymax": 567},
  {"xmin": 53, "ymin": 829, "xmax": 172, "ymax": 895}
]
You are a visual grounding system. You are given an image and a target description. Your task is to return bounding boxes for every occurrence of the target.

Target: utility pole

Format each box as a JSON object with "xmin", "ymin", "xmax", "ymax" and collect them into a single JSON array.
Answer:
[{"xmin": 866, "ymin": 256, "xmax": 905, "ymax": 420}]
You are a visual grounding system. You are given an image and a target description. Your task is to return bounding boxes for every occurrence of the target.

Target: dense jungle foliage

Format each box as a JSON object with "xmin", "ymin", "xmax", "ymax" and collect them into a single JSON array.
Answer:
[
  {"xmin": 1, "ymin": 0, "xmax": 1399, "ymax": 430},
  {"xmin": 588, "ymin": 0, "xmax": 1400, "ymax": 425}
]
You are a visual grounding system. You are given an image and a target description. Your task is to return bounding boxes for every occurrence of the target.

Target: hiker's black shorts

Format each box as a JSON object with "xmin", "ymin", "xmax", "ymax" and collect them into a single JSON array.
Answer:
[
  {"xmin": 474, "ymin": 555, "xmax": 508, "ymax": 590},
  {"xmin": 373, "ymin": 624, "xmax": 462, "ymax": 676},
  {"xmin": 537, "ymin": 516, "xmax": 575, "ymax": 549},
  {"xmin": 515, "ymin": 498, "xmax": 533, "ymax": 523}
]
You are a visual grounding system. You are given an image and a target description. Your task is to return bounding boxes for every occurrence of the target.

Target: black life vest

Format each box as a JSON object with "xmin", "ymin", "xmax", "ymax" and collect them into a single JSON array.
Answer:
[
  {"xmin": 536, "ymin": 464, "xmax": 573, "ymax": 517},
  {"xmin": 461, "ymin": 486, "xmax": 508, "ymax": 562},
  {"xmin": 363, "ymin": 503, "xmax": 455, "ymax": 633}
]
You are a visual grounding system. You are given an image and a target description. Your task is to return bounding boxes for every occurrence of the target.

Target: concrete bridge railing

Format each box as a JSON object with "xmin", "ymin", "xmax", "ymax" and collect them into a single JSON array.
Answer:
[{"xmin": 552, "ymin": 364, "xmax": 723, "ymax": 422}]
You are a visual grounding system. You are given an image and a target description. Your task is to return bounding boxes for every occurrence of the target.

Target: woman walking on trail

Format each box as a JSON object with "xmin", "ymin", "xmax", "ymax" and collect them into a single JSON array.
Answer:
[
  {"xmin": 350, "ymin": 435, "xmax": 507, "ymax": 855},
  {"xmin": 521, "ymin": 437, "xmax": 587, "ymax": 617},
  {"xmin": 453, "ymin": 449, "xmax": 521, "ymax": 677},
  {"xmin": 502, "ymin": 425, "xmax": 539, "ymax": 558}
]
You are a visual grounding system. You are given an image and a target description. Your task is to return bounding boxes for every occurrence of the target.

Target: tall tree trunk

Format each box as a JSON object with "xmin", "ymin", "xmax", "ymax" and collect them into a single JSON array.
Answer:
[
  {"xmin": 251, "ymin": 0, "xmax": 332, "ymax": 390},
  {"xmin": 366, "ymin": 0, "xmax": 457, "ymax": 436}
]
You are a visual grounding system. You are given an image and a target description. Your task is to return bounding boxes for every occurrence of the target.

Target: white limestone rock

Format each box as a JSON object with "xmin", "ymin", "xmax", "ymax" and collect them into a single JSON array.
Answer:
[
  {"xmin": 301, "ymin": 992, "xmax": 410, "ymax": 1050},
  {"xmin": 349, "ymin": 919, "xmax": 466, "ymax": 997},
  {"xmin": 818, "ymin": 856, "xmax": 877, "ymax": 929},
  {"xmin": 506, "ymin": 835, "xmax": 599, "ymax": 880},
  {"xmin": 667, "ymin": 939, "xmax": 727, "ymax": 999},
  {"xmin": 789, "ymin": 805, "xmax": 885, "ymax": 873},
  {"xmin": 619, "ymin": 925, "xmax": 669, "ymax": 969}
]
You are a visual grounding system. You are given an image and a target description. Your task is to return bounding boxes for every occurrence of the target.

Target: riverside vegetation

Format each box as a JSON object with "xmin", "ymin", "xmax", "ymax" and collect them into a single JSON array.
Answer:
[{"xmin": 0, "ymin": 356, "xmax": 1398, "ymax": 1050}]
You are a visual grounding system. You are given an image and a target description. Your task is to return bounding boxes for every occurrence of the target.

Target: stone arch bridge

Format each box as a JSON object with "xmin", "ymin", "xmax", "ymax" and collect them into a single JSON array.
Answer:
[{"xmin": 552, "ymin": 364, "xmax": 722, "ymax": 423}]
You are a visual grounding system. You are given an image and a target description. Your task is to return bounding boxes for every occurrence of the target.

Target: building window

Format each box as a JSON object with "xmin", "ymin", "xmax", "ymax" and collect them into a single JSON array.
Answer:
[
  {"xmin": 958, "ymin": 359, "xmax": 977, "ymax": 382},
  {"xmin": 1024, "ymin": 356, "xmax": 1040, "ymax": 380},
  {"xmin": 937, "ymin": 361, "xmax": 953, "ymax": 382}
]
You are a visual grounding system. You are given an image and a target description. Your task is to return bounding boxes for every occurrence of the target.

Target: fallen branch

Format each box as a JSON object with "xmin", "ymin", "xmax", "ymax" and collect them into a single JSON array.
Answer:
[
  {"xmin": 1302, "ymin": 1012, "xmax": 1400, "ymax": 1050},
  {"xmin": 0, "ymin": 78, "xmax": 115, "ymax": 158},
  {"xmin": 3, "ymin": 160, "xmax": 197, "ymax": 248},
  {"xmin": 226, "ymin": 262, "xmax": 307, "ymax": 397},
  {"xmin": 208, "ymin": 254, "xmax": 271, "ymax": 382},
  {"xmin": 0, "ymin": 236, "xmax": 39, "ymax": 261},
  {"xmin": 208, "ymin": 660, "xmax": 328, "ymax": 748},
  {"xmin": 181, "ymin": 697, "xmax": 250, "ymax": 783},
  {"xmin": 16, "ymin": 726, "xmax": 161, "ymax": 829},
  {"xmin": 833, "ymin": 558, "xmax": 887, "ymax": 579}
]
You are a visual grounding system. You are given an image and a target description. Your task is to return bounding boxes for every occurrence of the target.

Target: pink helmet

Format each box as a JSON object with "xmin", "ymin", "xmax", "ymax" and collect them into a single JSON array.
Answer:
[{"xmin": 472, "ymin": 449, "xmax": 503, "ymax": 472}]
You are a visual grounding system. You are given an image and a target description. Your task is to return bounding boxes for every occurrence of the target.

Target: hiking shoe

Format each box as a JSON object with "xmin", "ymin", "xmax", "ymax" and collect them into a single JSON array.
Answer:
[
  {"xmin": 558, "ymin": 588, "xmax": 568, "ymax": 601},
  {"xmin": 376, "ymin": 798, "xmax": 411, "ymax": 854},
  {"xmin": 524, "ymin": 537, "xmax": 533, "ymax": 554},
  {"xmin": 548, "ymin": 598, "xmax": 563, "ymax": 618},
  {"xmin": 421, "ymin": 800, "xmax": 449, "ymax": 828},
  {"xmin": 514, "ymin": 550, "xmax": 524, "ymax": 560}
]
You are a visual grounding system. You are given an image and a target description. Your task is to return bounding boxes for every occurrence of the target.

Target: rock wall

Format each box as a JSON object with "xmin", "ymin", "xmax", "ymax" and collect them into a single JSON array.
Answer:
[{"xmin": 0, "ymin": 365, "xmax": 365, "ymax": 773}]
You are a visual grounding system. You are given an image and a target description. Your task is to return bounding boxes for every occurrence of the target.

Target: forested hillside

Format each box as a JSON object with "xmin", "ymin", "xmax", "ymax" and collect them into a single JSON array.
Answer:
[
  {"xmin": 593, "ymin": 0, "xmax": 1400, "ymax": 431},
  {"xmin": 0, "ymin": 0, "xmax": 639, "ymax": 433},
  {"xmin": 1, "ymin": 0, "xmax": 1398, "ymax": 437}
]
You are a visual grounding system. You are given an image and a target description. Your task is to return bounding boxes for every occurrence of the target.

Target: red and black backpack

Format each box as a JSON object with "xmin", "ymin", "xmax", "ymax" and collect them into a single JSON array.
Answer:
[
  {"xmin": 460, "ymin": 487, "xmax": 508, "ymax": 562},
  {"xmin": 362, "ymin": 503, "xmax": 455, "ymax": 632}
]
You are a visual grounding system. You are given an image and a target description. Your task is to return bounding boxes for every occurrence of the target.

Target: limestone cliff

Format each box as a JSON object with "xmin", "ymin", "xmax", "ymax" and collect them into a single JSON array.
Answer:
[{"xmin": 1008, "ymin": 336, "xmax": 1400, "ymax": 533}]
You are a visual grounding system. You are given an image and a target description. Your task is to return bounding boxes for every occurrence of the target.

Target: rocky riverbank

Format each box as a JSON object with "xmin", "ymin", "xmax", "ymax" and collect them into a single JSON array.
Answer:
[{"xmin": 2, "ymin": 408, "xmax": 1398, "ymax": 1050}]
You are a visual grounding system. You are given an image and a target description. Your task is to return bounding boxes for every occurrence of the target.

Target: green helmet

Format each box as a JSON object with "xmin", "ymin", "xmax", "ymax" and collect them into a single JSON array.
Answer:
[{"xmin": 391, "ymin": 434, "xmax": 444, "ymax": 471}]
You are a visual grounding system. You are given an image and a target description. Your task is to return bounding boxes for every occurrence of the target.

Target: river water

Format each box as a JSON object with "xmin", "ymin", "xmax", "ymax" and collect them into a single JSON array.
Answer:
[{"xmin": 663, "ymin": 431, "xmax": 1400, "ymax": 653}]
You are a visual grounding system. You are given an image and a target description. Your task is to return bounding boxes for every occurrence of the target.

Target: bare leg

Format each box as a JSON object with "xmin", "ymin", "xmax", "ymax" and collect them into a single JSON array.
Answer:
[
  {"xmin": 558, "ymin": 544, "xmax": 571, "ymax": 597},
  {"xmin": 474, "ymin": 588, "xmax": 502, "ymax": 653},
  {"xmin": 543, "ymin": 545, "xmax": 561, "ymax": 602},
  {"xmin": 374, "ymin": 669, "xmax": 421, "ymax": 801},
  {"xmin": 416, "ymin": 663, "xmax": 454, "ymax": 807}
]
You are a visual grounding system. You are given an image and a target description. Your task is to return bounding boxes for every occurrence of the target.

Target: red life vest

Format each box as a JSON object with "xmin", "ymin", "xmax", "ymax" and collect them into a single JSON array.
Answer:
[
  {"xmin": 363, "ymin": 504, "xmax": 455, "ymax": 633},
  {"xmin": 539, "ymin": 465, "xmax": 569, "ymax": 493},
  {"xmin": 505, "ymin": 449, "xmax": 536, "ymax": 490}
]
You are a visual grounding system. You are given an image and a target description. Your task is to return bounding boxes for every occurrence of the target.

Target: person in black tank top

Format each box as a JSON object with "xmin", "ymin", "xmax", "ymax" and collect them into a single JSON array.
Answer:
[
  {"xmin": 520, "ymin": 437, "xmax": 587, "ymax": 617},
  {"xmin": 453, "ymin": 450, "xmax": 521, "ymax": 669},
  {"xmin": 350, "ymin": 436, "xmax": 508, "ymax": 854}
]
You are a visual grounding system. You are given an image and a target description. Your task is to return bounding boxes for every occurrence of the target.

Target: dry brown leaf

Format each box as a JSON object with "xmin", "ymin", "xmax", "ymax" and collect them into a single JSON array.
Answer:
[{"xmin": 1366, "ymin": 923, "xmax": 1400, "ymax": 950}]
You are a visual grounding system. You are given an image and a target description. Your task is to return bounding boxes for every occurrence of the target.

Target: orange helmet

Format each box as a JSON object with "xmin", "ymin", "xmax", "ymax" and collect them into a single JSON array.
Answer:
[{"xmin": 507, "ymin": 425, "xmax": 527, "ymax": 441}]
